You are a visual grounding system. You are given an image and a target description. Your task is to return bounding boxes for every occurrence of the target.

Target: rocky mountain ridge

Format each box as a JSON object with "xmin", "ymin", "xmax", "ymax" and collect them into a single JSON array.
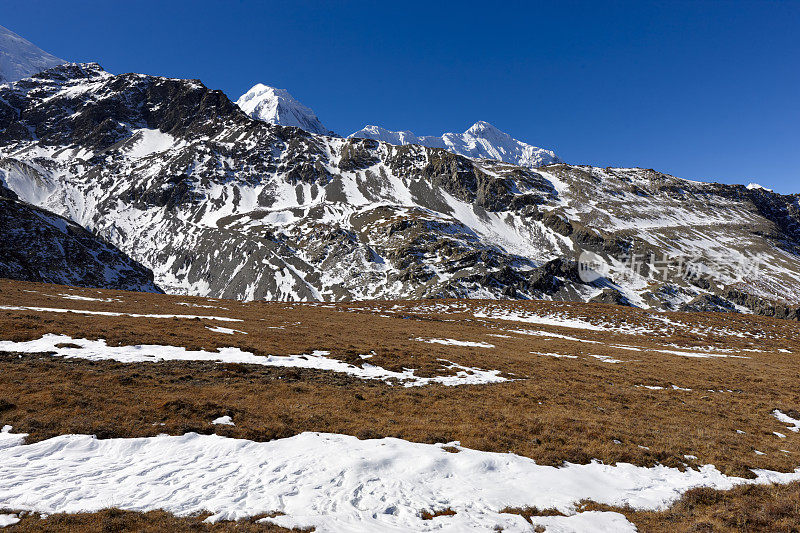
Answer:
[
  {"xmin": 0, "ymin": 62, "xmax": 798, "ymax": 317},
  {"xmin": 235, "ymin": 84, "xmax": 561, "ymax": 170}
]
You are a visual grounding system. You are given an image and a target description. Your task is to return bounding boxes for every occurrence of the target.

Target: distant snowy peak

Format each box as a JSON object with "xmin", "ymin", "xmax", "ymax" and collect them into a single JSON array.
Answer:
[
  {"xmin": 352, "ymin": 125, "xmax": 421, "ymax": 145},
  {"xmin": 236, "ymin": 83, "xmax": 333, "ymax": 136},
  {"xmin": 0, "ymin": 24, "xmax": 65, "ymax": 84},
  {"xmin": 350, "ymin": 120, "xmax": 562, "ymax": 168},
  {"xmin": 747, "ymin": 182, "xmax": 774, "ymax": 192}
]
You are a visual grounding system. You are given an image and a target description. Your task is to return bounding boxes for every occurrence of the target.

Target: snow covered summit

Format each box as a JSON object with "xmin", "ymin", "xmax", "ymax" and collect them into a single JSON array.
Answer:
[
  {"xmin": 236, "ymin": 84, "xmax": 332, "ymax": 135},
  {"xmin": 0, "ymin": 24, "xmax": 65, "ymax": 84},
  {"xmin": 350, "ymin": 120, "xmax": 562, "ymax": 169}
]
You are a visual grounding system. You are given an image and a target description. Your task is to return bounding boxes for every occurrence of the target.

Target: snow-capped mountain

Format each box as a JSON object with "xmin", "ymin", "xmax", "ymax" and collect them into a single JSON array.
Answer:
[
  {"xmin": 0, "ymin": 25, "xmax": 65, "ymax": 84},
  {"xmin": 236, "ymin": 83, "xmax": 332, "ymax": 135},
  {"xmin": 747, "ymin": 182, "xmax": 773, "ymax": 192},
  {"xmin": 350, "ymin": 121, "xmax": 562, "ymax": 168},
  {"xmin": 1, "ymin": 63, "xmax": 798, "ymax": 318}
]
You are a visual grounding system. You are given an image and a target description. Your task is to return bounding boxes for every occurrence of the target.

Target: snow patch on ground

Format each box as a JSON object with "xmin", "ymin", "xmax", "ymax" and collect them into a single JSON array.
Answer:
[
  {"xmin": 475, "ymin": 309, "xmax": 604, "ymax": 331},
  {"xmin": 413, "ymin": 337, "xmax": 495, "ymax": 348},
  {"xmin": 508, "ymin": 328, "xmax": 603, "ymax": 343},
  {"xmin": 0, "ymin": 430, "xmax": 798, "ymax": 533},
  {"xmin": 773, "ymin": 410, "xmax": 800, "ymax": 433},
  {"xmin": 589, "ymin": 354, "xmax": 626, "ymax": 364},
  {"xmin": 0, "ymin": 334, "xmax": 507, "ymax": 387},
  {"xmin": 0, "ymin": 425, "xmax": 26, "ymax": 451},
  {"xmin": 212, "ymin": 416, "xmax": 234, "ymax": 426},
  {"xmin": 206, "ymin": 326, "xmax": 247, "ymax": 335},
  {"xmin": 0, "ymin": 514, "xmax": 20, "ymax": 528},
  {"xmin": 0, "ymin": 305, "xmax": 242, "ymax": 322},
  {"xmin": 531, "ymin": 351, "xmax": 578, "ymax": 359},
  {"xmin": 654, "ymin": 348, "xmax": 749, "ymax": 359},
  {"xmin": 55, "ymin": 293, "xmax": 121, "ymax": 303},
  {"xmin": 177, "ymin": 302, "xmax": 225, "ymax": 309}
]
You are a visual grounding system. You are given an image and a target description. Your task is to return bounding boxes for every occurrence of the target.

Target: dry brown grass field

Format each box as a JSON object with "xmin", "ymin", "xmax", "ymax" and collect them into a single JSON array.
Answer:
[
  {"xmin": 2, "ymin": 509, "xmax": 308, "ymax": 532},
  {"xmin": 1, "ymin": 278, "xmax": 799, "ymax": 531}
]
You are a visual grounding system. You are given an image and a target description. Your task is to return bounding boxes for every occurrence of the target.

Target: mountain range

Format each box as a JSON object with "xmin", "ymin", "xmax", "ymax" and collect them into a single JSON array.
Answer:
[
  {"xmin": 236, "ymin": 82, "xmax": 562, "ymax": 169},
  {"xmin": 349, "ymin": 121, "xmax": 562, "ymax": 169},
  {"xmin": 0, "ymin": 28, "xmax": 798, "ymax": 319}
]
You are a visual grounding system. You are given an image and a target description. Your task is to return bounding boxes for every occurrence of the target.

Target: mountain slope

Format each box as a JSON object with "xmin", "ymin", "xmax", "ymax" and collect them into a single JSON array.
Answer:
[
  {"xmin": 236, "ymin": 83, "xmax": 332, "ymax": 135},
  {"xmin": 350, "ymin": 121, "xmax": 562, "ymax": 168},
  {"xmin": 0, "ymin": 63, "xmax": 798, "ymax": 316},
  {"xmin": 0, "ymin": 25, "xmax": 65, "ymax": 84},
  {"xmin": 0, "ymin": 182, "xmax": 161, "ymax": 292}
]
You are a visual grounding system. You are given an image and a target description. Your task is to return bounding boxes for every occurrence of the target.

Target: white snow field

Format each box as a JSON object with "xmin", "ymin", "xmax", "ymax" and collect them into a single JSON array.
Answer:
[
  {"xmin": 0, "ymin": 334, "xmax": 508, "ymax": 388},
  {"xmin": 1, "ymin": 429, "xmax": 799, "ymax": 532}
]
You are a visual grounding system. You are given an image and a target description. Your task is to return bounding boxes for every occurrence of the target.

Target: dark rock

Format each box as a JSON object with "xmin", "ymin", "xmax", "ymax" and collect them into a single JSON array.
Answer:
[{"xmin": 589, "ymin": 288, "xmax": 632, "ymax": 307}]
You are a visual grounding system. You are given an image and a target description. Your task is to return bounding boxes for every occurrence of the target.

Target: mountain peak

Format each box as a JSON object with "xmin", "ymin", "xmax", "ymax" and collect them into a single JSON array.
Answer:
[
  {"xmin": 350, "ymin": 121, "xmax": 561, "ymax": 168},
  {"xmin": 464, "ymin": 120, "xmax": 514, "ymax": 143},
  {"xmin": 28, "ymin": 62, "xmax": 108, "ymax": 84},
  {"xmin": 236, "ymin": 84, "xmax": 332, "ymax": 136},
  {"xmin": 0, "ymin": 24, "xmax": 65, "ymax": 84},
  {"xmin": 466, "ymin": 120, "xmax": 500, "ymax": 134}
]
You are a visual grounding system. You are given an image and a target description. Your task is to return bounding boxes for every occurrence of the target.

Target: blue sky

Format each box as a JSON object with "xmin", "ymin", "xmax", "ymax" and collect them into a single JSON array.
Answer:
[{"xmin": 4, "ymin": 0, "xmax": 798, "ymax": 193}]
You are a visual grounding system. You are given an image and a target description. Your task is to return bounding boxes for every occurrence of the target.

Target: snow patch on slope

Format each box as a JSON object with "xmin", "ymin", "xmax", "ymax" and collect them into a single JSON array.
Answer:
[{"xmin": 124, "ymin": 128, "xmax": 182, "ymax": 158}]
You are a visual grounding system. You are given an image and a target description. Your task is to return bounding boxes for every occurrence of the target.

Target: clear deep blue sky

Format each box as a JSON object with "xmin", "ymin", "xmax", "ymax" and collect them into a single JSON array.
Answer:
[{"xmin": 4, "ymin": 0, "xmax": 799, "ymax": 193}]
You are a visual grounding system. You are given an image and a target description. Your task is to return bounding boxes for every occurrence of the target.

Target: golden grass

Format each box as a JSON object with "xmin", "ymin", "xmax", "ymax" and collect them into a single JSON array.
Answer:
[
  {"xmin": 1, "ymin": 278, "xmax": 800, "ymax": 530},
  {"xmin": 580, "ymin": 481, "xmax": 800, "ymax": 532},
  {"xmin": 0, "ymin": 509, "xmax": 309, "ymax": 532},
  {"xmin": 419, "ymin": 508, "xmax": 457, "ymax": 520}
]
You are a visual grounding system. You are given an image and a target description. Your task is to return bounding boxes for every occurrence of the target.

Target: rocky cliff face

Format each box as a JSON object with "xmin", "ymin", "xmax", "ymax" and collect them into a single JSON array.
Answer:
[
  {"xmin": 0, "ymin": 63, "xmax": 797, "ymax": 316},
  {"xmin": 0, "ymin": 183, "xmax": 160, "ymax": 292}
]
